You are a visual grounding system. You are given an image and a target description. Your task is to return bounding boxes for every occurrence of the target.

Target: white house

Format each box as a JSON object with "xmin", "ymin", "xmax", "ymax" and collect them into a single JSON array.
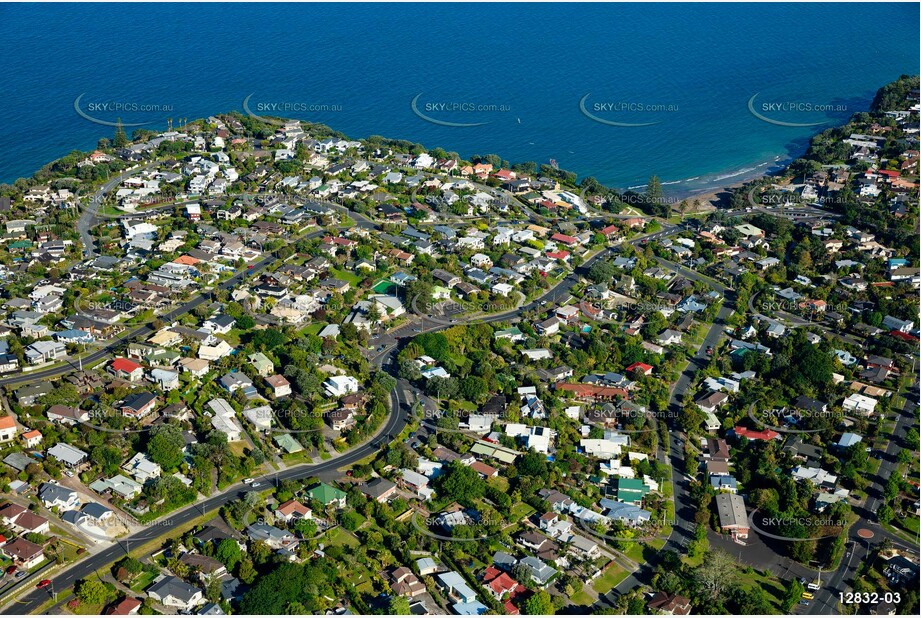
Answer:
[
  {"xmin": 207, "ymin": 398, "xmax": 244, "ymax": 442},
  {"xmin": 146, "ymin": 576, "xmax": 204, "ymax": 611},
  {"xmin": 122, "ymin": 452, "xmax": 162, "ymax": 483},
  {"xmin": 323, "ymin": 375, "xmax": 360, "ymax": 398},
  {"xmin": 843, "ymin": 392, "xmax": 878, "ymax": 416}
]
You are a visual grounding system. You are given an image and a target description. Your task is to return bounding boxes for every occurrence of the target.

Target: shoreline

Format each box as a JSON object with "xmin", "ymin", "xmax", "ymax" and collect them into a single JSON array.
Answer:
[
  {"xmin": 621, "ymin": 153, "xmax": 795, "ymax": 205},
  {"xmin": 0, "ymin": 112, "xmax": 804, "ymax": 214}
]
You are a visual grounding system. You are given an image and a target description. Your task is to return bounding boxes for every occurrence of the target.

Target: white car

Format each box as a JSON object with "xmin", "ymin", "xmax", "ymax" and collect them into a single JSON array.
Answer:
[{"xmin": 243, "ymin": 478, "xmax": 255, "ymax": 484}]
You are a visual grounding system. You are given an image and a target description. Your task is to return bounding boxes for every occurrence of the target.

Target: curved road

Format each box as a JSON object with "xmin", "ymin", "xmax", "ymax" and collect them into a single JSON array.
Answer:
[{"xmin": 7, "ymin": 374, "xmax": 411, "ymax": 614}]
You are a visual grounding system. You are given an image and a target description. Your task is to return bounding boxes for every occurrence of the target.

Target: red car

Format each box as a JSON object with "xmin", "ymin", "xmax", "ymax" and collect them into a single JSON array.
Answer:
[
  {"xmin": 5, "ymin": 566, "xmax": 16, "ymax": 575},
  {"xmin": 36, "ymin": 579, "xmax": 52, "ymax": 589}
]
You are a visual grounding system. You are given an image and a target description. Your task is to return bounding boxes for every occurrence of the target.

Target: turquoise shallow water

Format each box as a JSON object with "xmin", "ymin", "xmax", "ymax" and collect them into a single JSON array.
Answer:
[{"xmin": 0, "ymin": 2, "xmax": 918, "ymax": 196}]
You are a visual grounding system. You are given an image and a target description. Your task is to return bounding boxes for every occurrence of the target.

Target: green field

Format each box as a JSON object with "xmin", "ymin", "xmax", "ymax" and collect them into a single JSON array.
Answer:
[
  {"xmin": 323, "ymin": 526, "xmax": 360, "ymax": 547},
  {"xmin": 509, "ymin": 501, "xmax": 536, "ymax": 522},
  {"xmin": 899, "ymin": 515, "xmax": 920, "ymax": 535},
  {"xmin": 130, "ymin": 570, "xmax": 159, "ymax": 593},
  {"xmin": 329, "ymin": 268, "xmax": 363, "ymax": 287},
  {"xmin": 300, "ymin": 322, "xmax": 324, "ymax": 336},
  {"xmin": 736, "ymin": 569, "xmax": 786, "ymax": 610},
  {"xmin": 592, "ymin": 565, "xmax": 627, "ymax": 594},
  {"xmin": 570, "ymin": 589, "xmax": 595, "ymax": 606}
]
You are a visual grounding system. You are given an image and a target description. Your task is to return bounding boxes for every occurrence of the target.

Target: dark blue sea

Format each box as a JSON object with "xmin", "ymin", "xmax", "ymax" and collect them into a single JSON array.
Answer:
[{"xmin": 0, "ymin": 2, "xmax": 918, "ymax": 196}]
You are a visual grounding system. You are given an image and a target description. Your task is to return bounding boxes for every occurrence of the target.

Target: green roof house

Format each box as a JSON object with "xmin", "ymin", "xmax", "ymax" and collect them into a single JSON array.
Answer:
[
  {"xmin": 305, "ymin": 482, "xmax": 347, "ymax": 508},
  {"xmin": 248, "ymin": 352, "xmax": 274, "ymax": 377},
  {"xmin": 274, "ymin": 433, "xmax": 303, "ymax": 454},
  {"xmin": 494, "ymin": 326, "xmax": 524, "ymax": 341},
  {"xmin": 617, "ymin": 478, "xmax": 651, "ymax": 506}
]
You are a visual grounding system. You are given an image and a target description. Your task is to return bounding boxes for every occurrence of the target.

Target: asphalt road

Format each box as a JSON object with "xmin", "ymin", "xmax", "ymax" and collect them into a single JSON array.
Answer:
[
  {"xmin": 609, "ymin": 294, "xmax": 735, "ymax": 600},
  {"xmin": 4, "ymin": 190, "xmax": 845, "ymax": 612},
  {"xmin": 0, "ymin": 250, "xmax": 282, "ymax": 388},
  {"xmin": 7, "ymin": 352, "xmax": 411, "ymax": 615}
]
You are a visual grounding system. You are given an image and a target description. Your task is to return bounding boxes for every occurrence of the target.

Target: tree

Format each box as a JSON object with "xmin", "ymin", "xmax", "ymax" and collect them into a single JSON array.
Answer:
[
  {"xmin": 237, "ymin": 558, "xmax": 257, "ymax": 584},
  {"xmin": 113, "ymin": 119, "xmax": 128, "ymax": 148},
  {"xmin": 404, "ymin": 279, "xmax": 433, "ymax": 314},
  {"xmin": 693, "ymin": 550, "xmax": 738, "ymax": 599},
  {"xmin": 147, "ymin": 424, "xmax": 185, "ymax": 470},
  {"xmin": 587, "ymin": 259, "xmax": 617, "ymax": 284},
  {"xmin": 524, "ymin": 590, "xmax": 555, "ymax": 615},
  {"xmin": 782, "ymin": 579, "xmax": 805, "ymax": 612},
  {"xmin": 249, "ymin": 328, "xmax": 287, "ymax": 351},
  {"xmin": 904, "ymin": 428, "xmax": 919, "ymax": 450},
  {"xmin": 876, "ymin": 504, "xmax": 894, "ymax": 525},
  {"xmin": 517, "ymin": 450, "xmax": 549, "ymax": 478},
  {"xmin": 112, "ymin": 557, "xmax": 143, "ymax": 581},
  {"xmin": 340, "ymin": 511, "xmax": 363, "ymax": 531},
  {"xmin": 75, "ymin": 579, "xmax": 110, "ymax": 605},
  {"xmin": 387, "ymin": 595, "xmax": 411, "ymax": 615},
  {"xmin": 215, "ymin": 538, "xmax": 242, "ymax": 571},
  {"xmin": 434, "ymin": 460, "xmax": 485, "ymax": 504},
  {"xmin": 239, "ymin": 563, "xmax": 310, "ymax": 614},
  {"xmin": 458, "ymin": 375, "xmax": 488, "ymax": 403}
]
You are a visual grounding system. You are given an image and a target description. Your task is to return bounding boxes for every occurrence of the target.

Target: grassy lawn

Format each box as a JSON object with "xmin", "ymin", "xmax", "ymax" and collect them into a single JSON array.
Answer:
[
  {"xmin": 486, "ymin": 475, "xmax": 509, "ymax": 493},
  {"xmin": 221, "ymin": 329, "xmax": 242, "ymax": 347},
  {"xmin": 281, "ymin": 450, "xmax": 314, "ymax": 465},
  {"xmin": 73, "ymin": 601, "xmax": 107, "ymax": 615},
  {"xmin": 736, "ymin": 569, "xmax": 786, "ymax": 610},
  {"xmin": 592, "ymin": 564, "xmax": 627, "ymax": 594},
  {"xmin": 509, "ymin": 501, "xmax": 536, "ymax": 522},
  {"xmin": 883, "ymin": 520, "xmax": 920, "ymax": 545},
  {"xmin": 130, "ymin": 570, "xmax": 159, "ymax": 593},
  {"xmin": 570, "ymin": 589, "xmax": 595, "ymax": 606},
  {"xmin": 623, "ymin": 542, "xmax": 646, "ymax": 563},
  {"xmin": 323, "ymin": 526, "xmax": 360, "ymax": 548},
  {"xmin": 329, "ymin": 267, "xmax": 362, "ymax": 287},
  {"xmin": 898, "ymin": 515, "xmax": 920, "ymax": 536},
  {"xmin": 300, "ymin": 322, "xmax": 324, "ymax": 336},
  {"xmin": 228, "ymin": 441, "xmax": 248, "ymax": 457}
]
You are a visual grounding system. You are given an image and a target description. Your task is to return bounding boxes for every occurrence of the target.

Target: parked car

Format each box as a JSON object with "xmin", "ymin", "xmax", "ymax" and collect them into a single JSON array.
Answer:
[{"xmin": 36, "ymin": 579, "xmax": 52, "ymax": 589}]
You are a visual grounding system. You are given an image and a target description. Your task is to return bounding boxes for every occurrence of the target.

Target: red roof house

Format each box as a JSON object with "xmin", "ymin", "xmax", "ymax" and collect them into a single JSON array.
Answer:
[
  {"xmin": 732, "ymin": 426, "xmax": 780, "ymax": 441},
  {"xmin": 625, "ymin": 362, "xmax": 654, "ymax": 376},
  {"xmin": 110, "ymin": 357, "xmax": 144, "ymax": 381},
  {"xmin": 550, "ymin": 233, "xmax": 578, "ymax": 246}
]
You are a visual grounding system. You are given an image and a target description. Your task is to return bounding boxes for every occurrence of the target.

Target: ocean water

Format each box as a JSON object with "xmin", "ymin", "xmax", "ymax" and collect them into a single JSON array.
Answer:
[{"xmin": 0, "ymin": 2, "xmax": 917, "ymax": 197}]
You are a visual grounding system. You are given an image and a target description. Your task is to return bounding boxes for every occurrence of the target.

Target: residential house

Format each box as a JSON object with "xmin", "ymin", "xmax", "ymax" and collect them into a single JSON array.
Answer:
[{"xmin": 146, "ymin": 576, "xmax": 204, "ymax": 611}]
